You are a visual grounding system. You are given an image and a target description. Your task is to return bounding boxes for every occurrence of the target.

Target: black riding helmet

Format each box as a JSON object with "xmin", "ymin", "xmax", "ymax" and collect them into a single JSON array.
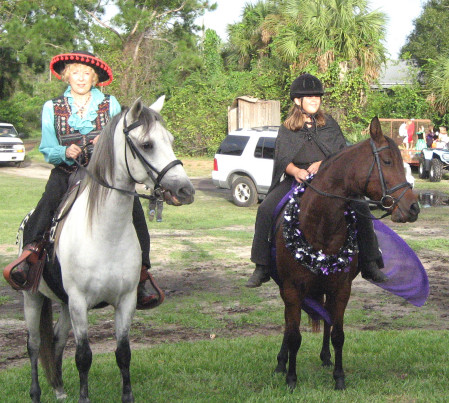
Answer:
[{"xmin": 290, "ymin": 73, "xmax": 324, "ymax": 101}]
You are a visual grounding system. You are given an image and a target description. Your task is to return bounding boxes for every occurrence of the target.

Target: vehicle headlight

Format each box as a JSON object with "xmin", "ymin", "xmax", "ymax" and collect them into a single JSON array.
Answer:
[{"xmin": 13, "ymin": 145, "xmax": 25, "ymax": 153}]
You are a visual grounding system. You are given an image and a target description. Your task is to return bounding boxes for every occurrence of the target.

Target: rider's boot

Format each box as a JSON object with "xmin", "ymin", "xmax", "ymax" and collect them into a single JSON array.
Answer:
[
  {"xmin": 6, "ymin": 243, "xmax": 42, "ymax": 289},
  {"xmin": 245, "ymin": 264, "xmax": 270, "ymax": 288},
  {"xmin": 136, "ymin": 265, "xmax": 165, "ymax": 310},
  {"xmin": 360, "ymin": 259, "xmax": 388, "ymax": 283}
]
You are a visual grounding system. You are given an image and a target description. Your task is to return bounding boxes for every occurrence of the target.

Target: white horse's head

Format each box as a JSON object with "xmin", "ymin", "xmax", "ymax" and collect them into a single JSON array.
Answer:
[{"xmin": 120, "ymin": 97, "xmax": 195, "ymax": 205}]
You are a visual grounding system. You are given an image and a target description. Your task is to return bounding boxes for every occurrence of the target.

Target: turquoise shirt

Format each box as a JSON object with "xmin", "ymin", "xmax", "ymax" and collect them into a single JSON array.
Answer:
[{"xmin": 39, "ymin": 87, "xmax": 121, "ymax": 166}]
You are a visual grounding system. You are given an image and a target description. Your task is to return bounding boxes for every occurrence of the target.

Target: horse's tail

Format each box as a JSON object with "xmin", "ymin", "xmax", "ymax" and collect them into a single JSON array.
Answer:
[
  {"xmin": 39, "ymin": 296, "xmax": 62, "ymax": 390},
  {"xmin": 308, "ymin": 316, "xmax": 321, "ymax": 333}
]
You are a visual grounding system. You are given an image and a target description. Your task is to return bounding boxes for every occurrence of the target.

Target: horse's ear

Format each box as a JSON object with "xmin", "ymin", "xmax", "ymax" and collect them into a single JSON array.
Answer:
[
  {"xmin": 128, "ymin": 97, "xmax": 144, "ymax": 121},
  {"xmin": 369, "ymin": 117, "xmax": 384, "ymax": 143},
  {"xmin": 149, "ymin": 95, "xmax": 165, "ymax": 114}
]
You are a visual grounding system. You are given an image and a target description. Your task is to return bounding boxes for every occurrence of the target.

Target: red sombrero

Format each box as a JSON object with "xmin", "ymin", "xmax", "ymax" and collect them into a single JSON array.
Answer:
[{"xmin": 50, "ymin": 51, "xmax": 113, "ymax": 86}]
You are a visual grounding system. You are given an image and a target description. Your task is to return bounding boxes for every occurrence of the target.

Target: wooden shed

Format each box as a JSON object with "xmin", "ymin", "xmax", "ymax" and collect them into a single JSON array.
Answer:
[{"xmin": 228, "ymin": 96, "xmax": 281, "ymax": 133}]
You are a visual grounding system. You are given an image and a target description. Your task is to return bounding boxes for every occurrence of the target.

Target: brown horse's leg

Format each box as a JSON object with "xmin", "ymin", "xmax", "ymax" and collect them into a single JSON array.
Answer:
[
  {"xmin": 280, "ymin": 287, "xmax": 302, "ymax": 389},
  {"xmin": 328, "ymin": 293, "xmax": 350, "ymax": 390},
  {"xmin": 274, "ymin": 334, "xmax": 288, "ymax": 374},
  {"xmin": 320, "ymin": 320, "xmax": 332, "ymax": 367}
]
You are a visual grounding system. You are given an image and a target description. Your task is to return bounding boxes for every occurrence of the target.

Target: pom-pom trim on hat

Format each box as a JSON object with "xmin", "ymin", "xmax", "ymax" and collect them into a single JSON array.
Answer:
[{"xmin": 49, "ymin": 52, "xmax": 113, "ymax": 86}]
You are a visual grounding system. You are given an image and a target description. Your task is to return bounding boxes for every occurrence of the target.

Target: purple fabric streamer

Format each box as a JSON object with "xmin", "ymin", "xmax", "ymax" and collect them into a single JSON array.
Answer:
[{"xmin": 372, "ymin": 220, "xmax": 429, "ymax": 307}]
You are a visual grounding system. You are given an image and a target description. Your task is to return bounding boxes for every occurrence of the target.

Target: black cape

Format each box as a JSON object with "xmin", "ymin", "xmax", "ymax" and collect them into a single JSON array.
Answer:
[{"xmin": 269, "ymin": 115, "xmax": 347, "ymax": 193}]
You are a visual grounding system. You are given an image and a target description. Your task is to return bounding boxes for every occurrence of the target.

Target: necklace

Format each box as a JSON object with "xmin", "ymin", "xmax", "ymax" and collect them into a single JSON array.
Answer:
[
  {"xmin": 282, "ymin": 181, "xmax": 358, "ymax": 275},
  {"xmin": 73, "ymin": 93, "xmax": 91, "ymax": 117}
]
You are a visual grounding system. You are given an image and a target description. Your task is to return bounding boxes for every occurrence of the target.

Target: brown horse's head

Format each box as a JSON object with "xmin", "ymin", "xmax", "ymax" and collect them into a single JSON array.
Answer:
[{"xmin": 363, "ymin": 117, "xmax": 420, "ymax": 223}]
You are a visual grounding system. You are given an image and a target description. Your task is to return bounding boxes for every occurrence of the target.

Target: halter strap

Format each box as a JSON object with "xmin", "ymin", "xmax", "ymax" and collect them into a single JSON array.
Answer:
[{"xmin": 123, "ymin": 110, "xmax": 183, "ymax": 191}]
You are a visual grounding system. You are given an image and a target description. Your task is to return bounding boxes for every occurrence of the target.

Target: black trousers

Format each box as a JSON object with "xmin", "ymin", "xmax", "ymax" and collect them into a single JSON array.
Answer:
[
  {"xmin": 23, "ymin": 166, "xmax": 151, "ymax": 268},
  {"xmin": 250, "ymin": 178, "xmax": 382, "ymax": 267}
]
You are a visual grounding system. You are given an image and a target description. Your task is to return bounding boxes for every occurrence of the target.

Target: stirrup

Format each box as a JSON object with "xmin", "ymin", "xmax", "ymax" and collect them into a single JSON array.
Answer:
[
  {"xmin": 3, "ymin": 244, "xmax": 46, "ymax": 292},
  {"xmin": 136, "ymin": 269, "xmax": 165, "ymax": 310}
]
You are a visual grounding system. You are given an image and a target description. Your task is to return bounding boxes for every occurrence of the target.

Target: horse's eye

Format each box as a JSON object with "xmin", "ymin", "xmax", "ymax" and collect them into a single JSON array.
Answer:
[
  {"xmin": 142, "ymin": 142, "xmax": 153, "ymax": 150},
  {"xmin": 382, "ymin": 159, "xmax": 392, "ymax": 166}
]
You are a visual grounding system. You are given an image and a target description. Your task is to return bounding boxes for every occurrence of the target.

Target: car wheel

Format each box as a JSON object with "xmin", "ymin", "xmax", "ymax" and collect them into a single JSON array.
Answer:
[
  {"xmin": 429, "ymin": 158, "xmax": 444, "ymax": 182},
  {"xmin": 231, "ymin": 176, "xmax": 258, "ymax": 207},
  {"xmin": 418, "ymin": 158, "xmax": 428, "ymax": 179}
]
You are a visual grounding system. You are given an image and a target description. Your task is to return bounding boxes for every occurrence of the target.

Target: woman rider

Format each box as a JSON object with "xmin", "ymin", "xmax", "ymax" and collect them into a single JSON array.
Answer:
[
  {"xmin": 5, "ymin": 51, "xmax": 159, "ymax": 309},
  {"xmin": 246, "ymin": 73, "xmax": 387, "ymax": 287}
]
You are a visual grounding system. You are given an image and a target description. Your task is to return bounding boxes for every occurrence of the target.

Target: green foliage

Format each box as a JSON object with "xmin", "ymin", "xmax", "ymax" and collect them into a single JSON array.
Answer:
[
  {"xmin": 202, "ymin": 29, "xmax": 223, "ymax": 76},
  {"xmin": 400, "ymin": 0, "xmax": 449, "ymax": 67},
  {"xmin": 163, "ymin": 66, "xmax": 286, "ymax": 156}
]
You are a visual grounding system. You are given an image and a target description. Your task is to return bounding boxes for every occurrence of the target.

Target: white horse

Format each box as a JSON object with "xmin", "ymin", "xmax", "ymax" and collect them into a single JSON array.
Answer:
[{"xmin": 22, "ymin": 97, "xmax": 195, "ymax": 403}]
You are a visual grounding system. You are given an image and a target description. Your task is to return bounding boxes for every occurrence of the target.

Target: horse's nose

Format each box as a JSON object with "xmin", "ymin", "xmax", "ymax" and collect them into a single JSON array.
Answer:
[
  {"xmin": 409, "ymin": 202, "xmax": 420, "ymax": 222},
  {"xmin": 178, "ymin": 184, "xmax": 195, "ymax": 203}
]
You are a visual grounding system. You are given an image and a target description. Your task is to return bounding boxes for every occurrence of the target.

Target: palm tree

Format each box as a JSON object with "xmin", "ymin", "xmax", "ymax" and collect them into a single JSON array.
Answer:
[
  {"xmin": 425, "ymin": 55, "xmax": 449, "ymax": 115},
  {"xmin": 225, "ymin": 1, "xmax": 280, "ymax": 69},
  {"xmin": 271, "ymin": 0, "xmax": 387, "ymax": 80}
]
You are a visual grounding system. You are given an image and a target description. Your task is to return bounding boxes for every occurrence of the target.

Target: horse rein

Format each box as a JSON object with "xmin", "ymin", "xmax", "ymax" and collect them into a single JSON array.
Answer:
[
  {"xmin": 122, "ymin": 111, "xmax": 183, "ymax": 194},
  {"xmin": 301, "ymin": 139, "xmax": 412, "ymax": 218}
]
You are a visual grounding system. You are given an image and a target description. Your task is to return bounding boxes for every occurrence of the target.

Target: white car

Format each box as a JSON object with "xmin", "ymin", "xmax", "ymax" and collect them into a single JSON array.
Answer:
[
  {"xmin": 212, "ymin": 127, "xmax": 277, "ymax": 207},
  {"xmin": 212, "ymin": 127, "xmax": 414, "ymax": 207},
  {"xmin": 0, "ymin": 123, "xmax": 25, "ymax": 166}
]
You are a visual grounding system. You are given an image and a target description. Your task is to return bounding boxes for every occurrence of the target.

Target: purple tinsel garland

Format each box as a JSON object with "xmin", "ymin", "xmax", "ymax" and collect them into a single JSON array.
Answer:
[{"xmin": 282, "ymin": 182, "xmax": 358, "ymax": 275}]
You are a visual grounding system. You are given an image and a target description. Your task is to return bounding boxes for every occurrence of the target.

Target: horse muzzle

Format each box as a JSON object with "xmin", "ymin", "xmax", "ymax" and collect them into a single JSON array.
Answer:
[
  {"xmin": 162, "ymin": 184, "xmax": 195, "ymax": 206},
  {"xmin": 391, "ymin": 200, "xmax": 420, "ymax": 223}
]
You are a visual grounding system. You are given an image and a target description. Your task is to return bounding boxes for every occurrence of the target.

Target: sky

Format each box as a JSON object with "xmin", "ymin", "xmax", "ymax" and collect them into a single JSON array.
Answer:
[{"xmin": 198, "ymin": 0, "xmax": 427, "ymax": 59}]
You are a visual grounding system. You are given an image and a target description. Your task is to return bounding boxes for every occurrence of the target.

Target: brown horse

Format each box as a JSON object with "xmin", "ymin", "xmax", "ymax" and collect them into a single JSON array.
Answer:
[{"xmin": 274, "ymin": 117, "xmax": 420, "ymax": 390}]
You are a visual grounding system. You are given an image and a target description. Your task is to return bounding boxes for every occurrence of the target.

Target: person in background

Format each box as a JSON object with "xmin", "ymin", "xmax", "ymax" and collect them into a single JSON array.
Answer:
[
  {"xmin": 398, "ymin": 120, "xmax": 408, "ymax": 147},
  {"xmin": 415, "ymin": 125, "xmax": 426, "ymax": 151},
  {"xmin": 406, "ymin": 119, "xmax": 415, "ymax": 149},
  {"xmin": 4, "ymin": 51, "xmax": 159, "ymax": 309},
  {"xmin": 425, "ymin": 126, "xmax": 436, "ymax": 148},
  {"xmin": 246, "ymin": 73, "xmax": 387, "ymax": 288}
]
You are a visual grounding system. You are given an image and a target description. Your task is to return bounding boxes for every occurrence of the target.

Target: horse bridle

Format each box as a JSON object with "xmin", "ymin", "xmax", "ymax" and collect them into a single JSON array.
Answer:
[
  {"xmin": 362, "ymin": 139, "xmax": 412, "ymax": 210},
  {"xmin": 72, "ymin": 110, "xmax": 183, "ymax": 202},
  {"xmin": 123, "ymin": 111, "xmax": 183, "ymax": 193},
  {"xmin": 302, "ymin": 139, "xmax": 412, "ymax": 217}
]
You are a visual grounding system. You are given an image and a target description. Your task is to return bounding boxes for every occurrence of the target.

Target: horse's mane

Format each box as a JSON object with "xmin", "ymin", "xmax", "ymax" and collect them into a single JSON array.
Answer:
[{"xmin": 84, "ymin": 105, "xmax": 162, "ymax": 226}]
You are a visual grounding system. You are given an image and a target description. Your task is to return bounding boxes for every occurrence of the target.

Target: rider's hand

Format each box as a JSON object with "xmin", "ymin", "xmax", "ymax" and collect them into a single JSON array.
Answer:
[
  {"xmin": 286, "ymin": 163, "xmax": 309, "ymax": 183},
  {"xmin": 65, "ymin": 144, "xmax": 82, "ymax": 160},
  {"xmin": 90, "ymin": 135, "xmax": 100, "ymax": 145},
  {"xmin": 307, "ymin": 161, "xmax": 322, "ymax": 175}
]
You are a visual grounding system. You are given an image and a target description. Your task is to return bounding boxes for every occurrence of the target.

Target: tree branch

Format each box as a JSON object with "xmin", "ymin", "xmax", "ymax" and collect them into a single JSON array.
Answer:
[{"xmin": 83, "ymin": 9, "xmax": 124, "ymax": 43}]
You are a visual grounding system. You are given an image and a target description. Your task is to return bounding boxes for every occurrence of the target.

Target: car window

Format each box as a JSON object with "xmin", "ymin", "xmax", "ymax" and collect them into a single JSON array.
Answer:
[
  {"xmin": 254, "ymin": 137, "xmax": 276, "ymax": 159},
  {"xmin": 0, "ymin": 125, "xmax": 18, "ymax": 138},
  {"xmin": 217, "ymin": 135, "xmax": 249, "ymax": 156}
]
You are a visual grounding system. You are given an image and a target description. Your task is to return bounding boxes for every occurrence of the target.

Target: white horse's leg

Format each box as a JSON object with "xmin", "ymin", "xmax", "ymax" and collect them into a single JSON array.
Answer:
[
  {"xmin": 69, "ymin": 296, "xmax": 92, "ymax": 403},
  {"xmin": 114, "ymin": 293, "xmax": 136, "ymax": 403},
  {"xmin": 52, "ymin": 304, "xmax": 71, "ymax": 400},
  {"xmin": 23, "ymin": 291, "xmax": 45, "ymax": 403}
]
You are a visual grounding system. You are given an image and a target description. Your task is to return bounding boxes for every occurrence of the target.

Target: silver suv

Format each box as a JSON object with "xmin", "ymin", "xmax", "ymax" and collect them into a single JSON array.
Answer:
[{"xmin": 212, "ymin": 127, "xmax": 277, "ymax": 207}]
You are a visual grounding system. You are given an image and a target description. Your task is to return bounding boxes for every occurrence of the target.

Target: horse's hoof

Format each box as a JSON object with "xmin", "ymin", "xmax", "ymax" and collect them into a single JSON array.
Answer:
[
  {"xmin": 321, "ymin": 359, "xmax": 332, "ymax": 367},
  {"xmin": 286, "ymin": 375, "xmax": 297, "ymax": 390},
  {"xmin": 334, "ymin": 378, "xmax": 346, "ymax": 390},
  {"xmin": 274, "ymin": 364, "xmax": 287, "ymax": 374}
]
